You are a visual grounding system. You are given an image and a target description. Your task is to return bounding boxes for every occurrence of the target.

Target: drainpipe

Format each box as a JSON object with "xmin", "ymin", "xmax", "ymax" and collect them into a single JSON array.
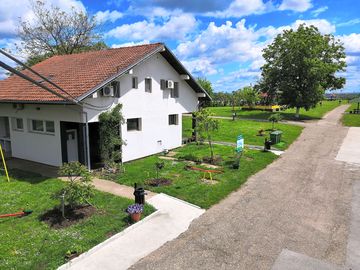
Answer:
[{"xmin": 82, "ymin": 111, "xmax": 91, "ymax": 171}]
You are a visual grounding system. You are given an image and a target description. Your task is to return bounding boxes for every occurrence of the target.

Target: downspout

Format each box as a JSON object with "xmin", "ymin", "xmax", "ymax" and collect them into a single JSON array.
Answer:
[{"xmin": 82, "ymin": 111, "xmax": 91, "ymax": 171}]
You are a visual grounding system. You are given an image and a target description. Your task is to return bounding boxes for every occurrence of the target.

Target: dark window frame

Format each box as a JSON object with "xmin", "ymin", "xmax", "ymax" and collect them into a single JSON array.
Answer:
[
  {"xmin": 168, "ymin": 114, "xmax": 179, "ymax": 125},
  {"xmin": 145, "ymin": 78, "xmax": 152, "ymax": 93},
  {"xmin": 127, "ymin": 118, "xmax": 142, "ymax": 131}
]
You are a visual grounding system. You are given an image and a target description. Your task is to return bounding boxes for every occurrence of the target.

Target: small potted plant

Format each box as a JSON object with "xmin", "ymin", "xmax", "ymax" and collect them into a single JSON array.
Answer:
[{"xmin": 126, "ymin": 203, "xmax": 143, "ymax": 222}]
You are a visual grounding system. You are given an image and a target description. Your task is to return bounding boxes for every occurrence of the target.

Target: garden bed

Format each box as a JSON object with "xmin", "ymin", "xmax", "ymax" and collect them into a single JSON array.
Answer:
[{"xmin": 116, "ymin": 143, "xmax": 277, "ymax": 208}]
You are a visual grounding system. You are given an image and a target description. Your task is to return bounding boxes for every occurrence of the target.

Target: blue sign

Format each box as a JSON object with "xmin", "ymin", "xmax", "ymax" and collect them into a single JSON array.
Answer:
[{"xmin": 236, "ymin": 135, "xmax": 244, "ymax": 153}]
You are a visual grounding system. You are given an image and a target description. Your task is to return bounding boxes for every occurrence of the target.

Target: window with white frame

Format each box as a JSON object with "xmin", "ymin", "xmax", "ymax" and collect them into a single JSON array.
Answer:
[
  {"xmin": 127, "ymin": 118, "xmax": 142, "ymax": 131},
  {"xmin": 12, "ymin": 118, "xmax": 24, "ymax": 131},
  {"xmin": 30, "ymin": 119, "xmax": 55, "ymax": 134},
  {"xmin": 168, "ymin": 114, "xmax": 179, "ymax": 125},
  {"xmin": 145, "ymin": 78, "xmax": 152, "ymax": 93}
]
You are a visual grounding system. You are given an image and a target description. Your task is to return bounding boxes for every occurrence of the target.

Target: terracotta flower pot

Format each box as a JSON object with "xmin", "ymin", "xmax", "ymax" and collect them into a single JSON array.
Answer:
[{"xmin": 130, "ymin": 212, "xmax": 141, "ymax": 222}]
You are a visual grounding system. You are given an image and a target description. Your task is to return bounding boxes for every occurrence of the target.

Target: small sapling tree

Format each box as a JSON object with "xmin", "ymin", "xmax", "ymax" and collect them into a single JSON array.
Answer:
[
  {"xmin": 194, "ymin": 108, "xmax": 219, "ymax": 163},
  {"xmin": 58, "ymin": 162, "xmax": 95, "ymax": 218},
  {"xmin": 268, "ymin": 113, "xmax": 282, "ymax": 130}
]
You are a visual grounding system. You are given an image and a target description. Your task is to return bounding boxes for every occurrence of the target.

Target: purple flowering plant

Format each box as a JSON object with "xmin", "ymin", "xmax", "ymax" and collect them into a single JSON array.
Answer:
[{"xmin": 126, "ymin": 203, "xmax": 143, "ymax": 214}]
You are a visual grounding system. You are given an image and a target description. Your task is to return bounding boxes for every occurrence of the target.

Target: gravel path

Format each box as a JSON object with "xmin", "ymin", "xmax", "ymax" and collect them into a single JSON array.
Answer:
[{"xmin": 131, "ymin": 105, "xmax": 357, "ymax": 270}]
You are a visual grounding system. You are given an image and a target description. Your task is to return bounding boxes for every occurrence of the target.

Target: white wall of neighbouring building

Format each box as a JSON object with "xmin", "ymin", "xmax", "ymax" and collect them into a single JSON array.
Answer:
[{"xmin": 0, "ymin": 103, "xmax": 82, "ymax": 166}]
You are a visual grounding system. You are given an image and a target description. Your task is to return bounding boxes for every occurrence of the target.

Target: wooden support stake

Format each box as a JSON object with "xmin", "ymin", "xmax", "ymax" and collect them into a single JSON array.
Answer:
[{"xmin": 0, "ymin": 144, "xmax": 10, "ymax": 182}]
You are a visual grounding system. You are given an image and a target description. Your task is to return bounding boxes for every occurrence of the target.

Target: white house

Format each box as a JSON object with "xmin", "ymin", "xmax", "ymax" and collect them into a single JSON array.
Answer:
[{"xmin": 0, "ymin": 43, "xmax": 210, "ymax": 168}]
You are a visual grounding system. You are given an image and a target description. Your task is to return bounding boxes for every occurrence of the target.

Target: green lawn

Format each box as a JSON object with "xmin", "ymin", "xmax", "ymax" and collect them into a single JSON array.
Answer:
[
  {"xmin": 0, "ymin": 170, "xmax": 154, "ymax": 270},
  {"xmin": 183, "ymin": 116, "xmax": 303, "ymax": 150},
  {"xmin": 118, "ymin": 143, "xmax": 277, "ymax": 209},
  {"xmin": 207, "ymin": 100, "xmax": 344, "ymax": 120},
  {"xmin": 342, "ymin": 103, "xmax": 360, "ymax": 127}
]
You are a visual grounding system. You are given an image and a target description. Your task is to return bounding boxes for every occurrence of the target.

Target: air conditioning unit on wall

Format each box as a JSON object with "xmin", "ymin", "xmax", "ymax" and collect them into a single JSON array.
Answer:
[
  {"xmin": 166, "ymin": 80, "xmax": 174, "ymax": 89},
  {"xmin": 102, "ymin": 85, "xmax": 114, "ymax": 97}
]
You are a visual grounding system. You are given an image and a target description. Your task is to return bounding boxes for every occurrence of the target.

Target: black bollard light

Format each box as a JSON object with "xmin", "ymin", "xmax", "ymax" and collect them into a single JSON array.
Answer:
[{"xmin": 133, "ymin": 183, "xmax": 146, "ymax": 205}]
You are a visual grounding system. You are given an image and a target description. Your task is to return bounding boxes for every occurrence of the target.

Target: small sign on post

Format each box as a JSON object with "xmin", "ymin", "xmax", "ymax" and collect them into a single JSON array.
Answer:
[{"xmin": 236, "ymin": 135, "xmax": 244, "ymax": 153}]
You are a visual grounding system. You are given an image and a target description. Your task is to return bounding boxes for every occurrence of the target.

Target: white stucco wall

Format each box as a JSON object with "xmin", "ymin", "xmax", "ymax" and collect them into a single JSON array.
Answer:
[
  {"xmin": 84, "ymin": 52, "xmax": 199, "ymax": 162},
  {"xmin": 0, "ymin": 103, "xmax": 81, "ymax": 166}
]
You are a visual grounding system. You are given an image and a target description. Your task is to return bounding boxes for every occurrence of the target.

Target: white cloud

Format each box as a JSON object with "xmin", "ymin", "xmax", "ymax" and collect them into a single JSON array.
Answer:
[
  {"xmin": 337, "ymin": 18, "xmax": 360, "ymax": 27},
  {"xmin": 292, "ymin": 19, "xmax": 335, "ymax": 34},
  {"xmin": 311, "ymin": 6, "xmax": 328, "ymax": 17},
  {"xmin": 0, "ymin": 0, "xmax": 85, "ymax": 38},
  {"xmin": 182, "ymin": 58, "xmax": 218, "ymax": 75},
  {"xmin": 208, "ymin": 0, "xmax": 271, "ymax": 18},
  {"xmin": 339, "ymin": 33, "xmax": 360, "ymax": 53},
  {"xmin": 111, "ymin": 40, "xmax": 150, "ymax": 48},
  {"xmin": 95, "ymin": 10, "xmax": 123, "ymax": 23},
  {"xmin": 279, "ymin": 0, "xmax": 313, "ymax": 12},
  {"xmin": 106, "ymin": 14, "xmax": 197, "ymax": 41}
]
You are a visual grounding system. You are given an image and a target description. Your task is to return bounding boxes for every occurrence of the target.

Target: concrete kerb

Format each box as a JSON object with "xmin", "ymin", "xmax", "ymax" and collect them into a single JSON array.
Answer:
[
  {"xmin": 156, "ymin": 192, "xmax": 203, "ymax": 210},
  {"xmin": 58, "ymin": 193, "xmax": 205, "ymax": 270},
  {"xmin": 58, "ymin": 209, "xmax": 162, "ymax": 270}
]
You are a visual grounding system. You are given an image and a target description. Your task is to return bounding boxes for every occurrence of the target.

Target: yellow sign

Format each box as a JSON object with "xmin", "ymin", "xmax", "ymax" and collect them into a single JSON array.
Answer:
[{"xmin": 0, "ymin": 144, "xmax": 10, "ymax": 182}]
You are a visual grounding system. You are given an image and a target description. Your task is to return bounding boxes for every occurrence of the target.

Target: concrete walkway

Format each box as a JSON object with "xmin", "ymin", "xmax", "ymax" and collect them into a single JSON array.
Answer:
[
  {"xmin": 91, "ymin": 177, "xmax": 157, "ymax": 199},
  {"xmin": 336, "ymin": 127, "xmax": 360, "ymax": 164},
  {"xmin": 58, "ymin": 192, "xmax": 204, "ymax": 270},
  {"xmin": 130, "ymin": 105, "xmax": 359, "ymax": 270},
  {"xmin": 210, "ymin": 115, "xmax": 309, "ymax": 127}
]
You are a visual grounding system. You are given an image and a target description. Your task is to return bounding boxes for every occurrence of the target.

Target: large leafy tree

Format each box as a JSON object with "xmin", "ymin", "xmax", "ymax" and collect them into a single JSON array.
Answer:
[
  {"xmin": 17, "ymin": 0, "xmax": 107, "ymax": 65},
  {"xmin": 257, "ymin": 24, "xmax": 346, "ymax": 118},
  {"xmin": 236, "ymin": 86, "xmax": 260, "ymax": 108},
  {"xmin": 197, "ymin": 77, "xmax": 214, "ymax": 98}
]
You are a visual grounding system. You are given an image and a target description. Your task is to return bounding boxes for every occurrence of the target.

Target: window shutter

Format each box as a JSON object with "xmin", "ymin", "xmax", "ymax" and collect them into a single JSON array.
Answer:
[
  {"xmin": 133, "ymin": 77, "xmax": 138, "ymax": 89},
  {"xmin": 112, "ymin": 81, "xmax": 121, "ymax": 97},
  {"xmin": 160, "ymin": 79, "xmax": 166, "ymax": 90},
  {"xmin": 174, "ymin": 82, "xmax": 179, "ymax": 98}
]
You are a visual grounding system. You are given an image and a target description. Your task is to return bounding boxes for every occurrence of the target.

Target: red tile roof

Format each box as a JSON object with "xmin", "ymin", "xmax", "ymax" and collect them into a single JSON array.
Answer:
[{"xmin": 0, "ymin": 43, "xmax": 163, "ymax": 103}]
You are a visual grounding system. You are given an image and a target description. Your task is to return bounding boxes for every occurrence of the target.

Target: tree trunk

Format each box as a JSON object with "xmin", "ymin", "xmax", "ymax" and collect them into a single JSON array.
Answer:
[
  {"xmin": 295, "ymin": 107, "xmax": 300, "ymax": 119},
  {"xmin": 208, "ymin": 136, "xmax": 214, "ymax": 162}
]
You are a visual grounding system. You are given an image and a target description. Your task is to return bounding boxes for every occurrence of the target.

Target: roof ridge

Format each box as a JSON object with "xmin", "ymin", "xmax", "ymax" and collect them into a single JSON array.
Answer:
[{"xmin": 50, "ymin": 42, "xmax": 164, "ymax": 59}]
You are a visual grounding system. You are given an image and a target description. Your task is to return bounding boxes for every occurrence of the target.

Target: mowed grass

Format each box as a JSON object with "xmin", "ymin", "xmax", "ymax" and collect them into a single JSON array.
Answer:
[
  {"xmin": 183, "ymin": 116, "xmax": 303, "ymax": 150},
  {"xmin": 208, "ymin": 100, "xmax": 344, "ymax": 120},
  {"xmin": 342, "ymin": 103, "xmax": 360, "ymax": 127},
  {"xmin": 118, "ymin": 143, "xmax": 277, "ymax": 209},
  {"xmin": 0, "ymin": 170, "xmax": 154, "ymax": 270}
]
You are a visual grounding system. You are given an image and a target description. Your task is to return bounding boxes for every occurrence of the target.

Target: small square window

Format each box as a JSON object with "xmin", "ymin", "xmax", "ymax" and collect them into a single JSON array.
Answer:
[
  {"xmin": 15, "ymin": 118, "xmax": 23, "ymax": 130},
  {"xmin": 32, "ymin": 120, "xmax": 44, "ymax": 132},
  {"xmin": 132, "ymin": 77, "xmax": 138, "ymax": 89},
  {"xmin": 127, "ymin": 118, "xmax": 141, "ymax": 131},
  {"xmin": 169, "ymin": 114, "xmax": 178, "ymax": 125},
  {"xmin": 45, "ymin": 121, "xmax": 55, "ymax": 133},
  {"xmin": 145, "ymin": 78, "xmax": 152, "ymax": 93}
]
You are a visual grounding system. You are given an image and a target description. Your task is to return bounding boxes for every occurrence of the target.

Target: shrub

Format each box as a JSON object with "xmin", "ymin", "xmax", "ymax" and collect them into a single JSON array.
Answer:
[{"xmin": 58, "ymin": 162, "xmax": 95, "ymax": 210}]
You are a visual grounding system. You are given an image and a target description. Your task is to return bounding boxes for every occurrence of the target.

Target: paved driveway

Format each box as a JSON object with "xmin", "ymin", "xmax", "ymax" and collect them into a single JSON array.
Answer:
[{"xmin": 131, "ymin": 105, "xmax": 358, "ymax": 270}]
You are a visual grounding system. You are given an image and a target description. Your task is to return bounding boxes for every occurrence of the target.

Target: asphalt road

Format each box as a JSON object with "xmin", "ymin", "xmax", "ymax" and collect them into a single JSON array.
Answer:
[{"xmin": 131, "ymin": 105, "xmax": 357, "ymax": 270}]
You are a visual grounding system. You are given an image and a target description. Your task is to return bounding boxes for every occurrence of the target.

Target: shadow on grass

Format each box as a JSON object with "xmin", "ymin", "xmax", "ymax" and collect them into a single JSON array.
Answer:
[{"xmin": 7, "ymin": 169, "xmax": 51, "ymax": 184}]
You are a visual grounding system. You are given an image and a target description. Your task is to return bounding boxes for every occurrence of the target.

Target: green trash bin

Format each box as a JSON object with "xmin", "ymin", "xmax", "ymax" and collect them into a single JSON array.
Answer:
[{"xmin": 270, "ymin": 131, "xmax": 282, "ymax": 145}]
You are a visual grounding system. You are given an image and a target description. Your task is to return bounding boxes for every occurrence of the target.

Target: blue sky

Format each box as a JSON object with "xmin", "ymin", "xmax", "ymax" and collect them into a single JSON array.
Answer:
[{"xmin": 0, "ymin": 0, "xmax": 359, "ymax": 93}]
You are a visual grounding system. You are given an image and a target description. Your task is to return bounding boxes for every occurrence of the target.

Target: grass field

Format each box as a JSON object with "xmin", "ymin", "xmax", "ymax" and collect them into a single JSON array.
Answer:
[
  {"xmin": 0, "ymin": 170, "xmax": 154, "ymax": 270},
  {"xmin": 342, "ymin": 103, "xmax": 360, "ymax": 127},
  {"xmin": 117, "ymin": 143, "xmax": 277, "ymax": 209},
  {"xmin": 207, "ymin": 100, "xmax": 344, "ymax": 120},
  {"xmin": 183, "ymin": 116, "xmax": 303, "ymax": 150}
]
